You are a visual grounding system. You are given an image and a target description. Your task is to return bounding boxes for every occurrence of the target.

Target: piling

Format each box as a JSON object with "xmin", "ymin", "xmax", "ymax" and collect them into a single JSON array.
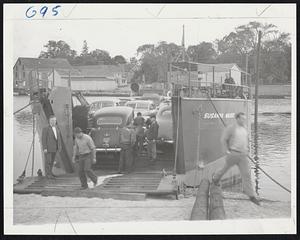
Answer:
[
  {"xmin": 190, "ymin": 178, "xmax": 210, "ymax": 220},
  {"xmin": 254, "ymin": 30, "xmax": 262, "ymax": 133},
  {"xmin": 209, "ymin": 184, "xmax": 226, "ymax": 220}
]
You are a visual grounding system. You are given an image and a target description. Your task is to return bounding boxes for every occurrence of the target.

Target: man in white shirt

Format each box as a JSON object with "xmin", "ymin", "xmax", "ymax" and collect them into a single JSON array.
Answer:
[
  {"xmin": 212, "ymin": 112, "xmax": 260, "ymax": 206},
  {"xmin": 42, "ymin": 115, "xmax": 62, "ymax": 179}
]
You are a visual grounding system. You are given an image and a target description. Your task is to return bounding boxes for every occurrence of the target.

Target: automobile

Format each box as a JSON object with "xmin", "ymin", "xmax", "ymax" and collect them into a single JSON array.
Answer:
[
  {"xmin": 156, "ymin": 103, "xmax": 173, "ymax": 144},
  {"xmin": 89, "ymin": 106, "xmax": 134, "ymax": 152},
  {"xmin": 88, "ymin": 98, "xmax": 121, "ymax": 127},
  {"xmin": 140, "ymin": 93, "xmax": 163, "ymax": 105},
  {"xmin": 125, "ymin": 100, "xmax": 157, "ymax": 118}
]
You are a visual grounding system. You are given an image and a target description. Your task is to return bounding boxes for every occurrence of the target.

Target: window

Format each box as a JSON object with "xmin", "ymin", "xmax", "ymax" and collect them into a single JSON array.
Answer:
[
  {"xmin": 23, "ymin": 72, "xmax": 25, "ymax": 78},
  {"xmin": 97, "ymin": 116, "xmax": 122, "ymax": 125},
  {"xmin": 126, "ymin": 103, "xmax": 136, "ymax": 109},
  {"xmin": 101, "ymin": 101, "xmax": 114, "ymax": 108},
  {"xmin": 136, "ymin": 102, "xmax": 149, "ymax": 110},
  {"xmin": 15, "ymin": 71, "xmax": 17, "ymax": 78},
  {"xmin": 22, "ymin": 65, "xmax": 25, "ymax": 70}
]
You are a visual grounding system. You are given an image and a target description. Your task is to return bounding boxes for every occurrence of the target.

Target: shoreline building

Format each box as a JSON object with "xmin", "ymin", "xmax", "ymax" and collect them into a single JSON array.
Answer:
[{"xmin": 13, "ymin": 57, "xmax": 73, "ymax": 93}]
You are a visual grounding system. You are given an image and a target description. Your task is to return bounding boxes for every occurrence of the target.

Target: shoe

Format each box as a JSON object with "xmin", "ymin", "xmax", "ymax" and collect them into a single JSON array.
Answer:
[
  {"xmin": 78, "ymin": 186, "xmax": 88, "ymax": 190},
  {"xmin": 93, "ymin": 179, "xmax": 98, "ymax": 187},
  {"xmin": 51, "ymin": 173, "xmax": 58, "ymax": 178},
  {"xmin": 249, "ymin": 196, "xmax": 261, "ymax": 206}
]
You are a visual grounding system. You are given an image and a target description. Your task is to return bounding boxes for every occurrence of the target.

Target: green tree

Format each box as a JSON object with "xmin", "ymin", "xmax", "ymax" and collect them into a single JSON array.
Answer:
[
  {"xmin": 187, "ymin": 42, "xmax": 217, "ymax": 63},
  {"xmin": 81, "ymin": 40, "xmax": 89, "ymax": 56},
  {"xmin": 39, "ymin": 40, "xmax": 77, "ymax": 63},
  {"xmin": 112, "ymin": 55, "xmax": 127, "ymax": 64}
]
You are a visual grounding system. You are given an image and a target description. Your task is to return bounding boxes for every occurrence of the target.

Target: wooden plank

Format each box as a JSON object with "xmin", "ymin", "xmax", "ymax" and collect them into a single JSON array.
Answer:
[
  {"xmin": 41, "ymin": 189, "xmax": 146, "ymax": 201},
  {"xmin": 190, "ymin": 178, "xmax": 210, "ymax": 220},
  {"xmin": 209, "ymin": 184, "xmax": 226, "ymax": 220}
]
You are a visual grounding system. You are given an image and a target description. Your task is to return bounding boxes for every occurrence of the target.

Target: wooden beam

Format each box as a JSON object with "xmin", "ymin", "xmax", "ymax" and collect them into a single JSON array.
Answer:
[
  {"xmin": 209, "ymin": 184, "xmax": 226, "ymax": 220},
  {"xmin": 41, "ymin": 189, "xmax": 146, "ymax": 201},
  {"xmin": 190, "ymin": 178, "xmax": 210, "ymax": 220}
]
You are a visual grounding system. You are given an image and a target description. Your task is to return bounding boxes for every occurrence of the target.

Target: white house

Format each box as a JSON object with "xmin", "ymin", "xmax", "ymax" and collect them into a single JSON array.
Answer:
[
  {"xmin": 48, "ymin": 68, "xmax": 118, "ymax": 91},
  {"xmin": 197, "ymin": 63, "xmax": 242, "ymax": 86}
]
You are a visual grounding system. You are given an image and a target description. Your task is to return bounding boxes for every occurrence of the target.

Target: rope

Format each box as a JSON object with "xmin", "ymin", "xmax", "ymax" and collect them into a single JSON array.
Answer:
[
  {"xmin": 13, "ymin": 101, "xmax": 33, "ymax": 115},
  {"xmin": 205, "ymin": 93, "xmax": 291, "ymax": 194},
  {"xmin": 17, "ymin": 132, "xmax": 36, "ymax": 180}
]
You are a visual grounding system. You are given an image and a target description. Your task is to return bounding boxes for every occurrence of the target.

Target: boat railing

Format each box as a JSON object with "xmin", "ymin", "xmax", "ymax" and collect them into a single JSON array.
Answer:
[{"xmin": 171, "ymin": 82, "xmax": 251, "ymax": 99}]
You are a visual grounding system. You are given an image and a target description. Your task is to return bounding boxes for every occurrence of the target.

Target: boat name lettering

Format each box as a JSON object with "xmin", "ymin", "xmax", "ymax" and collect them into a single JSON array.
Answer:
[{"xmin": 203, "ymin": 113, "xmax": 235, "ymax": 119}]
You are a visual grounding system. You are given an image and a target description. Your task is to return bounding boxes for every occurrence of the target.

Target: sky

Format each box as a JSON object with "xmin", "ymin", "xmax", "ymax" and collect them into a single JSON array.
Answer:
[{"xmin": 5, "ymin": 4, "xmax": 296, "ymax": 63}]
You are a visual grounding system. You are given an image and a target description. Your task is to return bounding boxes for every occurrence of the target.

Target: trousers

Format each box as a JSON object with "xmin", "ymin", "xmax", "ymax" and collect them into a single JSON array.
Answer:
[
  {"xmin": 44, "ymin": 152, "xmax": 57, "ymax": 177},
  {"xmin": 77, "ymin": 153, "xmax": 97, "ymax": 187},
  {"xmin": 136, "ymin": 135, "xmax": 144, "ymax": 153},
  {"xmin": 119, "ymin": 144, "xmax": 133, "ymax": 173},
  {"xmin": 214, "ymin": 151, "xmax": 255, "ymax": 197},
  {"xmin": 147, "ymin": 140, "xmax": 157, "ymax": 161}
]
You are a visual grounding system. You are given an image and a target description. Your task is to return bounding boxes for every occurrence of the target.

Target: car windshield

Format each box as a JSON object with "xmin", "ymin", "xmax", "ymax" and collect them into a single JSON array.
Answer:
[
  {"xmin": 101, "ymin": 101, "xmax": 114, "ymax": 108},
  {"xmin": 90, "ymin": 101, "xmax": 114, "ymax": 111},
  {"xmin": 96, "ymin": 116, "xmax": 123, "ymax": 125},
  {"xmin": 127, "ymin": 103, "xmax": 136, "ymax": 109},
  {"xmin": 136, "ymin": 102, "xmax": 149, "ymax": 110}
]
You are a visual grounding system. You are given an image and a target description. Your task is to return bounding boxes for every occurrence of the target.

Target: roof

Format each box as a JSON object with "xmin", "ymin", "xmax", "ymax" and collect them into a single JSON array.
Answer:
[
  {"xmin": 197, "ymin": 63, "xmax": 242, "ymax": 73},
  {"xmin": 93, "ymin": 106, "xmax": 133, "ymax": 118},
  {"xmin": 15, "ymin": 57, "xmax": 72, "ymax": 69},
  {"xmin": 55, "ymin": 68, "xmax": 82, "ymax": 77},
  {"xmin": 73, "ymin": 65, "xmax": 125, "ymax": 77},
  {"xmin": 125, "ymin": 100, "xmax": 154, "ymax": 104}
]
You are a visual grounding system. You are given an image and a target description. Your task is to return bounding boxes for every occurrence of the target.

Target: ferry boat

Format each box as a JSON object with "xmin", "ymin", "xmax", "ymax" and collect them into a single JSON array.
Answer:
[{"xmin": 13, "ymin": 28, "xmax": 251, "ymax": 197}]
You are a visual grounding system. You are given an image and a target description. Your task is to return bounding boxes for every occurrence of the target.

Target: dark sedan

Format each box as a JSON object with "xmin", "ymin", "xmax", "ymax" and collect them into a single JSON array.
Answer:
[{"xmin": 89, "ymin": 106, "xmax": 134, "ymax": 152}]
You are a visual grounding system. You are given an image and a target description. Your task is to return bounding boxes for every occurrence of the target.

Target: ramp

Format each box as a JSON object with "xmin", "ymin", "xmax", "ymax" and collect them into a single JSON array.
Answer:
[
  {"xmin": 99, "ymin": 172, "xmax": 177, "ymax": 195},
  {"xmin": 14, "ymin": 171, "xmax": 177, "ymax": 200}
]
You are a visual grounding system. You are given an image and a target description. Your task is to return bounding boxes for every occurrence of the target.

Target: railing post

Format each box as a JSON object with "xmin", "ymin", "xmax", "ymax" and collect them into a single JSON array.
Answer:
[{"xmin": 212, "ymin": 66, "xmax": 215, "ymax": 97}]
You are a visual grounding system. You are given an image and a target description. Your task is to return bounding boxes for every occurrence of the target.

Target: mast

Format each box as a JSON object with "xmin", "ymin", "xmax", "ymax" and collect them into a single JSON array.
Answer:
[{"xmin": 181, "ymin": 25, "xmax": 185, "ymax": 62}]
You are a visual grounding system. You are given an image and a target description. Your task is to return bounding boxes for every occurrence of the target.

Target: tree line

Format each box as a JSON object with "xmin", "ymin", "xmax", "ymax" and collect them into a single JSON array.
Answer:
[
  {"xmin": 39, "ymin": 21, "xmax": 291, "ymax": 85},
  {"xmin": 39, "ymin": 40, "xmax": 127, "ymax": 66}
]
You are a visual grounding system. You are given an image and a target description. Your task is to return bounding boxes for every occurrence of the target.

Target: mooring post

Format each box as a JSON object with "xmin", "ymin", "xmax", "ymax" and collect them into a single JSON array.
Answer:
[
  {"xmin": 254, "ymin": 31, "xmax": 262, "ymax": 133},
  {"xmin": 190, "ymin": 178, "xmax": 210, "ymax": 220},
  {"xmin": 209, "ymin": 184, "xmax": 226, "ymax": 220}
]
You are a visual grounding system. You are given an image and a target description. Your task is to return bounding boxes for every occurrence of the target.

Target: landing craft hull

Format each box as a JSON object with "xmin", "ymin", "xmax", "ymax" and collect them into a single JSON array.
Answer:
[
  {"xmin": 31, "ymin": 87, "xmax": 74, "ymax": 175},
  {"xmin": 172, "ymin": 97, "xmax": 251, "ymax": 186}
]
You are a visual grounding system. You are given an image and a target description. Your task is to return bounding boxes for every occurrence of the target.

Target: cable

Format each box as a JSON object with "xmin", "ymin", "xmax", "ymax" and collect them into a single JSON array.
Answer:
[
  {"xmin": 205, "ymin": 93, "xmax": 291, "ymax": 194},
  {"xmin": 13, "ymin": 101, "xmax": 33, "ymax": 115},
  {"xmin": 247, "ymin": 155, "xmax": 291, "ymax": 193}
]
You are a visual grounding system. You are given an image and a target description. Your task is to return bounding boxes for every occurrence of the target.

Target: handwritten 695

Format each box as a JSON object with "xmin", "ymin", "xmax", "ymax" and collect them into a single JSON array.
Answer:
[{"xmin": 25, "ymin": 5, "xmax": 61, "ymax": 18}]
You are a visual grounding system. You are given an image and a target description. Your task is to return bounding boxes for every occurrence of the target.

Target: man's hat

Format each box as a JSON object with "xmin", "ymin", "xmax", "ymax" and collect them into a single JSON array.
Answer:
[{"xmin": 74, "ymin": 127, "xmax": 82, "ymax": 134}]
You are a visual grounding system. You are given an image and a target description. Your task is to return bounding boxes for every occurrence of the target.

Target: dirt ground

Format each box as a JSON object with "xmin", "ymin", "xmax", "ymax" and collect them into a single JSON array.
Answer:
[
  {"xmin": 13, "ymin": 193, "xmax": 195, "ymax": 225},
  {"xmin": 13, "ymin": 189, "xmax": 291, "ymax": 226}
]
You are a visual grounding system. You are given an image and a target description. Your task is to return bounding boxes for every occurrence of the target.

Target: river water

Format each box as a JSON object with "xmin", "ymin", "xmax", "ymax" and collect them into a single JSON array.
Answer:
[{"xmin": 13, "ymin": 96, "xmax": 292, "ymax": 202}]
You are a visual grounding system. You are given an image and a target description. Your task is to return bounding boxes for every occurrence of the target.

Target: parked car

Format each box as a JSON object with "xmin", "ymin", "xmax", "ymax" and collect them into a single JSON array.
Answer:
[
  {"xmin": 89, "ymin": 106, "xmax": 134, "ymax": 152},
  {"xmin": 140, "ymin": 93, "xmax": 163, "ymax": 105},
  {"xmin": 125, "ymin": 100, "xmax": 157, "ymax": 118},
  {"xmin": 88, "ymin": 98, "xmax": 121, "ymax": 128},
  {"xmin": 89, "ymin": 98, "xmax": 121, "ymax": 116},
  {"xmin": 156, "ymin": 103, "xmax": 173, "ymax": 143}
]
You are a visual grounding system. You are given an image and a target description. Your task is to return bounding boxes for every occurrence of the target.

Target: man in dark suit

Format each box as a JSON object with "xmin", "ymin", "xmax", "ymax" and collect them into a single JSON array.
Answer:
[{"xmin": 42, "ymin": 115, "xmax": 62, "ymax": 179}]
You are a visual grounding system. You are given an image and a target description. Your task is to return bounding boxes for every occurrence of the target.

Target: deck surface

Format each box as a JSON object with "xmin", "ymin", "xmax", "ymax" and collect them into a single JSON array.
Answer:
[{"xmin": 13, "ymin": 148, "xmax": 176, "ymax": 200}]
